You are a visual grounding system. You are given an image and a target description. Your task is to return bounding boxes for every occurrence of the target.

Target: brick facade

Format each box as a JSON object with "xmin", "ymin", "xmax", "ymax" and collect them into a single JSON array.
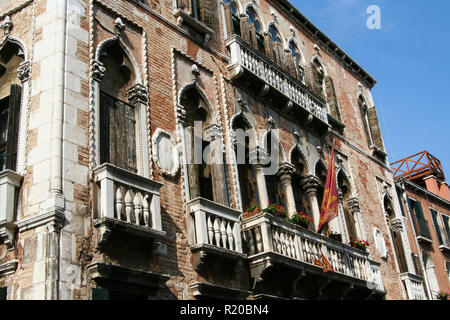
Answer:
[{"xmin": 0, "ymin": 0, "xmax": 419, "ymax": 300}]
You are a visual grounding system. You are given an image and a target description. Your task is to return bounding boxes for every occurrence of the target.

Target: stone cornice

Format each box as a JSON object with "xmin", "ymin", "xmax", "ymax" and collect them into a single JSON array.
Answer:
[
  {"xmin": 396, "ymin": 178, "xmax": 450, "ymax": 208},
  {"xmin": 17, "ymin": 210, "xmax": 65, "ymax": 233},
  {"xmin": 0, "ymin": 260, "xmax": 18, "ymax": 276}
]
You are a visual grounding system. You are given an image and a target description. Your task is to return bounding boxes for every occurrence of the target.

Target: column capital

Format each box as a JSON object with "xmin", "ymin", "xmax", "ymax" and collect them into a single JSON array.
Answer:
[
  {"xmin": 301, "ymin": 175, "xmax": 320, "ymax": 196},
  {"xmin": 389, "ymin": 217, "xmax": 404, "ymax": 232},
  {"xmin": 92, "ymin": 59, "xmax": 105, "ymax": 82},
  {"xmin": 249, "ymin": 146, "xmax": 269, "ymax": 166},
  {"xmin": 127, "ymin": 83, "xmax": 149, "ymax": 104},
  {"xmin": 347, "ymin": 197, "xmax": 360, "ymax": 213},
  {"xmin": 278, "ymin": 162, "xmax": 295, "ymax": 183}
]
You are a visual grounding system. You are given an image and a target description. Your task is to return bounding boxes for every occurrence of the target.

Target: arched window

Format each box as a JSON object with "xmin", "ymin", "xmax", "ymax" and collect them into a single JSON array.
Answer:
[
  {"xmin": 358, "ymin": 95, "xmax": 373, "ymax": 147},
  {"xmin": 291, "ymin": 149, "xmax": 312, "ymax": 222},
  {"xmin": 338, "ymin": 171, "xmax": 358, "ymax": 240},
  {"xmin": 99, "ymin": 42, "xmax": 137, "ymax": 173},
  {"xmin": 385, "ymin": 195, "xmax": 408, "ymax": 273},
  {"xmin": 178, "ymin": 0, "xmax": 214, "ymax": 25},
  {"xmin": 232, "ymin": 114, "xmax": 258, "ymax": 207},
  {"xmin": 223, "ymin": 0, "xmax": 241, "ymax": 36},
  {"xmin": 288, "ymin": 40, "xmax": 304, "ymax": 81},
  {"xmin": 268, "ymin": 25, "xmax": 284, "ymax": 66},
  {"xmin": 0, "ymin": 42, "xmax": 24, "ymax": 172},
  {"xmin": 181, "ymin": 86, "xmax": 228, "ymax": 205},
  {"xmin": 308, "ymin": 59, "xmax": 341, "ymax": 121},
  {"xmin": 245, "ymin": 7, "xmax": 265, "ymax": 53},
  {"xmin": 264, "ymin": 130, "xmax": 285, "ymax": 208}
]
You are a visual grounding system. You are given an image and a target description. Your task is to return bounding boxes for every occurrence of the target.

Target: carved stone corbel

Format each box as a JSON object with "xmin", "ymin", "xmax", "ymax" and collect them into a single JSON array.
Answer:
[
  {"xmin": 389, "ymin": 217, "xmax": 404, "ymax": 232},
  {"xmin": 1, "ymin": 16, "xmax": 13, "ymax": 37},
  {"xmin": 17, "ymin": 61, "xmax": 30, "ymax": 82},
  {"xmin": 92, "ymin": 59, "xmax": 106, "ymax": 82},
  {"xmin": 127, "ymin": 83, "xmax": 149, "ymax": 104},
  {"xmin": 301, "ymin": 175, "xmax": 321, "ymax": 196},
  {"xmin": 0, "ymin": 221, "xmax": 17, "ymax": 251}
]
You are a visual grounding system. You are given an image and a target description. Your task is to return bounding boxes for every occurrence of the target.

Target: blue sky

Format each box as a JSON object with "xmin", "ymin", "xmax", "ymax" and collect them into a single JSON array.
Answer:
[{"xmin": 290, "ymin": 0, "xmax": 450, "ymax": 179}]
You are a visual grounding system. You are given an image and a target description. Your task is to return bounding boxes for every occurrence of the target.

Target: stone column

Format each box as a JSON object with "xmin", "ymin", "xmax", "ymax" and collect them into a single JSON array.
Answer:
[
  {"xmin": 278, "ymin": 162, "xmax": 296, "ymax": 217},
  {"xmin": 348, "ymin": 197, "xmax": 363, "ymax": 240},
  {"xmin": 249, "ymin": 147, "xmax": 269, "ymax": 209},
  {"xmin": 301, "ymin": 175, "xmax": 321, "ymax": 231}
]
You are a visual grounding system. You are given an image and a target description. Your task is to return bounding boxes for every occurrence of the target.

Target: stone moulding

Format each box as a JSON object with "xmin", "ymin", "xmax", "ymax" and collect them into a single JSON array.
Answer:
[
  {"xmin": 0, "ymin": 259, "xmax": 18, "ymax": 277},
  {"xmin": 151, "ymin": 128, "xmax": 179, "ymax": 178},
  {"xmin": 17, "ymin": 210, "xmax": 65, "ymax": 233},
  {"xmin": 189, "ymin": 281, "xmax": 251, "ymax": 300}
]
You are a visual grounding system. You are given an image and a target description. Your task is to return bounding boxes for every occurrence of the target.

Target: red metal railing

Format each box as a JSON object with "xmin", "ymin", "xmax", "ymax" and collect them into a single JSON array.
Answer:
[{"xmin": 390, "ymin": 151, "xmax": 445, "ymax": 180}]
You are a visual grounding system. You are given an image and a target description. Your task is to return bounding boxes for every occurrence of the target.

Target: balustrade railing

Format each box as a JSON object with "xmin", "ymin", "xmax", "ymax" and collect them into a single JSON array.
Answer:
[
  {"xmin": 93, "ymin": 163, "xmax": 163, "ymax": 231},
  {"xmin": 187, "ymin": 197, "xmax": 243, "ymax": 253},
  {"xmin": 401, "ymin": 273, "xmax": 427, "ymax": 300},
  {"xmin": 242, "ymin": 213, "xmax": 371, "ymax": 282},
  {"xmin": 227, "ymin": 35, "xmax": 328, "ymax": 124}
]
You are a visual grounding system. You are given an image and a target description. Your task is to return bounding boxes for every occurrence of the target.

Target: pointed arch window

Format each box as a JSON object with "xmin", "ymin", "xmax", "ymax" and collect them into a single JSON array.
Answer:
[
  {"xmin": 232, "ymin": 114, "xmax": 258, "ymax": 207},
  {"xmin": 245, "ymin": 7, "xmax": 265, "ymax": 53},
  {"xmin": 0, "ymin": 42, "xmax": 24, "ymax": 172},
  {"xmin": 181, "ymin": 86, "xmax": 228, "ymax": 205},
  {"xmin": 288, "ymin": 41, "xmax": 304, "ymax": 81},
  {"xmin": 264, "ymin": 130, "xmax": 285, "ymax": 208},
  {"xmin": 385, "ymin": 195, "xmax": 408, "ymax": 272},
  {"xmin": 358, "ymin": 95, "xmax": 373, "ymax": 147},
  {"xmin": 338, "ymin": 171, "xmax": 358, "ymax": 240},
  {"xmin": 223, "ymin": 0, "xmax": 241, "ymax": 36},
  {"xmin": 267, "ymin": 25, "xmax": 284, "ymax": 66},
  {"xmin": 99, "ymin": 42, "xmax": 138, "ymax": 173},
  {"xmin": 291, "ymin": 148, "xmax": 311, "ymax": 219}
]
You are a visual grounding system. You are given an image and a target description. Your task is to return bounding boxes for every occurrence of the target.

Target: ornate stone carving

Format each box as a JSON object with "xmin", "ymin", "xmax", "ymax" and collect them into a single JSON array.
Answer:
[
  {"xmin": 92, "ymin": 60, "xmax": 105, "ymax": 82},
  {"xmin": 191, "ymin": 64, "xmax": 200, "ymax": 78},
  {"xmin": 1, "ymin": 16, "xmax": 13, "ymax": 37},
  {"xmin": 17, "ymin": 61, "xmax": 30, "ymax": 82},
  {"xmin": 249, "ymin": 146, "xmax": 269, "ymax": 166},
  {"xmin": 0, "ymin": 222, "xmax": 17, "ymax": 251},
  {"xmin": 176, "ymin": 104, "xmax": 186, "ymax": 123},
  {"xmin": 347, "ymin": 197, "xmax": 361, "ymax": 213},
  {"xmin": 390, "ymin": 218, "xmax": 404, "ymax": 232},
  {"xmin": 277, "ymin": 162, "xmax": 295, "ymax": 183},
  {"xmin": 152, "ymin": 128, "xmax": 180, "ymax": 178},
  {"xmin": 114, "ymin": 17, "xmax": 126, "ymax": 35},
  {"xmin": 127, "ymin": 83, "xmax": 148, "ymax": 104},
  {"xmin": 301, "ymin": 175, "xmax": 321, "ymax": 196},
  {"xmin": 203, "ymin": 124, "xmax": 222, "ymax": 142}
]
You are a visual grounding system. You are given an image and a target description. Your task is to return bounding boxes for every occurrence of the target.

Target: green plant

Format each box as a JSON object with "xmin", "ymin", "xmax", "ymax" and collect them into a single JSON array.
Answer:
[
  {"xmin": 263, "ymin": 202, "xmax": 287, "ymax": 219},
  {"xmin": 349, "ymin": 238, "xmax": 369, "ymax": 251},
  {"xmin": 328, "ymin": 232, "xmax": 342, "ymax": 242},
  {"xmin": 437, "ymin": 291, "xmax": 449, "ymax": 300},
  {"xmin": 243, "ymin": 204, "xmax": 259, "ymax": 214},
  {"xmin": 288, "ymin": 212, "xmax": 312, "ymax": 229}
]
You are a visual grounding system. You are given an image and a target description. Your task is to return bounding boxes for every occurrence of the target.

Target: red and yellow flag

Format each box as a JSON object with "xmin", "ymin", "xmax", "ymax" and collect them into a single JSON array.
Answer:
[{"xmin": 317, "ymin": 140, "xmax": 339, "ymax": 234}]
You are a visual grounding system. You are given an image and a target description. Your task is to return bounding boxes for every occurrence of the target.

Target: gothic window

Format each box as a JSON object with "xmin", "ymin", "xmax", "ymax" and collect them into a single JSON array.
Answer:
[
  {"xmin": 315, "ymin": 161, "xmax": 327, "ymax": 210},
  {"xmin": 181, "ymin": 87, "xmax": 228, "ymax": 205},
  {"xmin": 288, "ymin": 40, "xmax": 304, "ymax": 81},
  {"xmin": 245, "ymin": 7, "xmax": 265, "ymax": 53},
  {"xmin": 338, "ymin": 171, "xmax": 358, "ymax": 240},
  {"xmin": 232, "ymin": 114, "xmax": 258, "ymax": 207},
  {"xmin": 291, "ymin": 148, "xmax": 312, "ymax": 223},
  {"xmin": 264, "ymin": 130, "xmax": 285, "ymax": 208},
  {"xmin": 268, "ymin": 25, "xmax": 284, "ymax": 66},
  {"xmin": 358, "ymin": 95, "xmax": 373, "ymax": 147},
  {"xmin": 223, "ymin": 0, "xmax": 241, "ymax": 36},
  {"xmin": 0, "ymin": 42, "xmax": 24, "ymax": 172},
  {"xmin": 99, "ymin": 42, "xmax": 138, "ymax": 173},
  {"xmin": 385, "ymin": 195, "xmax": 408, "ymax": 273}
]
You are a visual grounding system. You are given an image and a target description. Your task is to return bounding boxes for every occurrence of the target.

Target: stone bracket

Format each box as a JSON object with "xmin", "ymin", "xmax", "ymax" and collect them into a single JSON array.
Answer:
[{"xmin": 0, "ymin": 221, "xmax": 17, "ymax": 251}]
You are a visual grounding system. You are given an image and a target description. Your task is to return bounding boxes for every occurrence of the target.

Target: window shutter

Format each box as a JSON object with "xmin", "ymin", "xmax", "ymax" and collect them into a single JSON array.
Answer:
[
  {"xmin": 223, "ymin": 3, "xmax": 234, "ymax": 38},
  {"xmin": 239, "ymin": 16, "xmax": 250, "ymax": 43},
  {"xmin": 272, "ymin": 42, "xmax": 284, "ymax": 67},
  {"xmin": 92, "ymin": 288, "xmax": 109, "ymax": 300},
  {"xmin": 184, "ymin": 126, "xmax": 201, "ymax": 199},
  {"xmin": 324, "ymin": 76, "xmax": 341, "ymax": 121},
  {"xmin": 125, "ymin": 102, "xmax": 137, "ymax": 172},
  {"xmin": 199, "ymin": 0, "xmax": 214, "ymax": 26},
  {"xmin": 263, "ymin": 33, "xmax": 272, "ymax": 59},
  {"xmin": 367, "ymin": 107, "xmax": 384, "ymax": 150},
  {"xmin": 248, "ymin": 24, "xmax": 258, "ymax": 49},
  {"xmin": 392, "ymin": 229, "xmax": 408, "ymax": 273},
  {"xmin": 100, "ymin": 92, "xmax": 111, "ymax": 165},
  {"xmin": 411, "ymin": 254, "xmax": 423, "ymax": 276},
  {"xmin": 6, "ymin": 84, "xmax": 22, "ymax": 171},
  {"xmin": 284, "ymin": 50, "xmax": 294, "ymax": 77},
  {"xmin": 430, "ymin": 209, "xmax": 443, "ymax": 245},
  {"xmin": 177, "ymin": 0, "xmax": 191, "ymax": 11}
]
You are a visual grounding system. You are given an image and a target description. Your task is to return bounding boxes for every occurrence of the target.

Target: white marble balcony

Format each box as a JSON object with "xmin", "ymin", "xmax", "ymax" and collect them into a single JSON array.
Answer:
[
  {"xmin": 226, "ymin": 35, "xmax": 329, "ymax": 126},
  {"xmin": 93, "ymin": 163, "xmax": 165, "ymax": 243},
  {"xmin": 401, "ymin": 272, "xmax": 427, "ymax": 300},
  {"xmin": 242, "ymin": 212, "xmax": 380, "ymax": 287},
  {"xmin": 187, "ymin": 197, "xmax": 243, "ymax": 254}
]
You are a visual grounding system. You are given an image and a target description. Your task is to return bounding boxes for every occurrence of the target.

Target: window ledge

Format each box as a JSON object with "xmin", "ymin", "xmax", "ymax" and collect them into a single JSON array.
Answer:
[
  {"xmin": 173, "ymin": 9, "xmax": 214, "ymax": 44},
  {"xmin": 416, "ymin": 235, "xmax": 433, "ymax": 245},
  {"xmin": 438, "ymin": 244, "xmax": 450, "ymax": 253}
]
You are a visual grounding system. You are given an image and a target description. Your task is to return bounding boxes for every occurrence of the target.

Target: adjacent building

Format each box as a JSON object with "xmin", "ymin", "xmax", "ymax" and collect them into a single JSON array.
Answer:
[
  {"xmin": 0, "ymin": 0, "xmax": 425, "ymax": 300},
  {"xmin": 392, "ymin": 151, "xmax": 450, "ymax": 299}
]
